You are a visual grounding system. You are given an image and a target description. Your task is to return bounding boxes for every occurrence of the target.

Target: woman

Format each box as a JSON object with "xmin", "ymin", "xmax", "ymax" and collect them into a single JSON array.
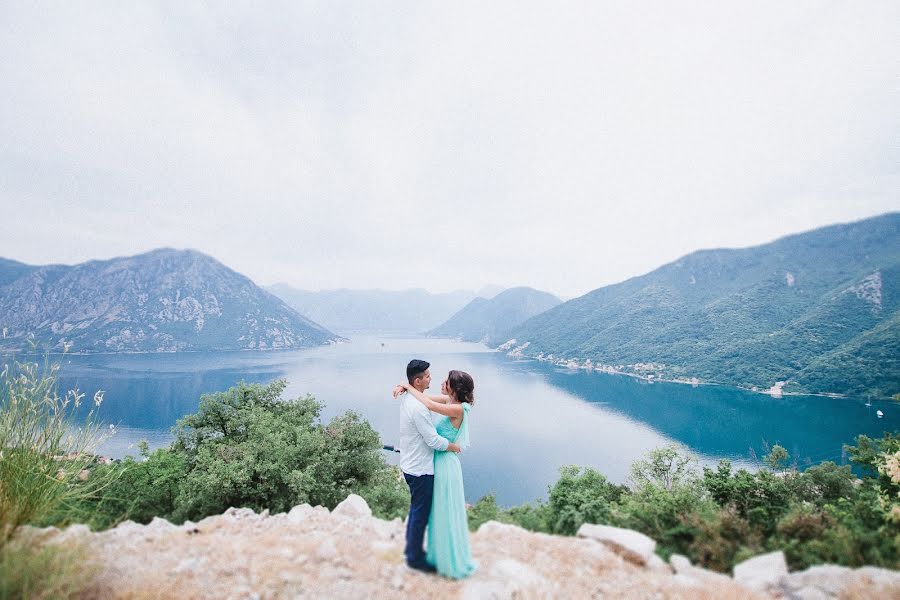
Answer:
[{"xmin": 395, "ymin": 370, "xmax": 478, "ymax": 579}]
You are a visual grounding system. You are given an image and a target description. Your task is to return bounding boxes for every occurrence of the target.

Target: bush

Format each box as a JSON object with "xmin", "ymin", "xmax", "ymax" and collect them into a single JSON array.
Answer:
[
  {"xmin": 617, "ymin": 479, "xmax": 717, "ymax": 560},
  {"xmin": 69, "ymin": 443, "xmax": 188, "ymax": 530},
  {"xmin": 467, "ymin": 493, "xmax": 500, "ymax": 532},
  {"xmin": 546, "ymin": 466, "xmax": 628, "ymax": 535},
  {"xmin": 467, "ymin": 492, "xmax": 550, "ymax": 533},
  {"xmin": 629, "ymin": 445, "xmax": 700, "ymax": 492},
  {"xmin": 78, "ymin": 380, "xmax": 408, "ymax": 526}
]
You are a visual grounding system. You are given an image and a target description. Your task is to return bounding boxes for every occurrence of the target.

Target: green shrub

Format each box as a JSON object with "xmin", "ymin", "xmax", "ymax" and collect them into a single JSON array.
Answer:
[
  {"xmin": 687, "ymin": 506, "xmax": 758, "ymax": 572},
  {"xmin": 67, "ymin": 443, "xmax": 188, "ymax": 530},
  {"xmin": 467, "ymin": 493, "xmax": 500, "ymax": 532},
  {"xmin": 467, "ymin": 492, "xmax": 551, "ymax": 533},
  {"xmin": 546, "ymin": 466, "xmax": 628, "ymax": 535},
  {"xmin": 76, "ymin": 379, "xmax": 408, "ymax": 526},
  {"xmin": 617, "ymin": 480, "xmax": 717, "ymax": 560}
]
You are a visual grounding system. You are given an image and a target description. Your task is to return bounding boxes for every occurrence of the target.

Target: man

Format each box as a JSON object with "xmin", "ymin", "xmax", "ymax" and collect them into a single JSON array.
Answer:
[{"xmin": 398, "ymin": 359, "xmax": 460, "ymax": 572}]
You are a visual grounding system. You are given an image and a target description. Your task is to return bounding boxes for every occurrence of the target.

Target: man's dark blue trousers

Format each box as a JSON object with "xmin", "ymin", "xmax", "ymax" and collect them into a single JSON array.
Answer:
[{"xmin": 403, "ymin": 472, "xmax": 435, "ymax": 570}]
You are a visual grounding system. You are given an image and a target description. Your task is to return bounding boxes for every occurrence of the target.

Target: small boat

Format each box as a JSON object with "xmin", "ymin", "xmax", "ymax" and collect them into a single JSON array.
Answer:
[{"xmin": 877, "ymin": 410, "xmax": 884, "ymax": 418}]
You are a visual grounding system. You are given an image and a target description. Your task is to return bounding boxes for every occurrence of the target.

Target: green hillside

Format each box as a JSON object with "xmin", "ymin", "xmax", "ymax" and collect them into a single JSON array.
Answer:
[{"xmin": 505, "ymin": 213, "xmax": 900, "ymax": 398}]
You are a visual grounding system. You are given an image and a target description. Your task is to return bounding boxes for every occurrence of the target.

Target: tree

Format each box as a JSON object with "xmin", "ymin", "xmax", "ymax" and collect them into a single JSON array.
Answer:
[
  {"xmin": 764, "ymin": 444, "xmax": 790, "ymax": 472},
  {"xmin": 629, "ymin": 445, "xmax": 700, "ymax": 492}
]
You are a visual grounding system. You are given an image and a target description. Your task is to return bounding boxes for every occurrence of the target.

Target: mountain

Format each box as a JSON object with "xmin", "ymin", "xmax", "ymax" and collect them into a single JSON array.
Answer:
[
  {"xmin": 0, "ymin": 249, "xmax": 341, "ymax": 353},
  {"xmin": 428, "ymin": 287, "xmax": 561, "ymax": 343},
  {"xmin": 503, "ymin": 213, "xmax": 900, "ymax": 398},
  {"xmin": 0, "ymin": 258, "xmax": 36, "ymax": 288},
  {"xmin": 265, "ymin": 285, "xmax": 485, "ymax": 334}
]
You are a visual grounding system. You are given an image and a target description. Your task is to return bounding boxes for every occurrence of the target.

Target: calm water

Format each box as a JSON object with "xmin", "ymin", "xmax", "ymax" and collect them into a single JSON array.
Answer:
[{"xmin": 51, "ymin": 335, "xmax": 899, "ymax": 506}]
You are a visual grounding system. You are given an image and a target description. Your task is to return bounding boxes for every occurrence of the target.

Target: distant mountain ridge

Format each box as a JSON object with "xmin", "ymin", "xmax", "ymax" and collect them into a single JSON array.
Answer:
[
  {"xmin": 504, "ymin": 213, "xmax": 900, "ymax": 398},
  {"xmin": 266, "ymin": 285, "xmax": 494, "ymax": 334},
  {"xmin": 429, "ymin": 287, "xmax": 561, "ymax": 343},
  {"xmin": 0, "ymin": 249, "xmax": 341, "ymax": 353}
]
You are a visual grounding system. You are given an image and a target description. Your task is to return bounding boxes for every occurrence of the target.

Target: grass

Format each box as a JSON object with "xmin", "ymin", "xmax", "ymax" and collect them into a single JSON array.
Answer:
[{"xmin": 0, "ymin": 538, "xmax": 93, "ymax": 600}]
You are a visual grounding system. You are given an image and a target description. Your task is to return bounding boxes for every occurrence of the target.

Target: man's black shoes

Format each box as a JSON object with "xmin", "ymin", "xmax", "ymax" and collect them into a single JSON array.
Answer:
[{"xmin": 407, "ymin": 561, "xmax": 437, "ymax": 574}]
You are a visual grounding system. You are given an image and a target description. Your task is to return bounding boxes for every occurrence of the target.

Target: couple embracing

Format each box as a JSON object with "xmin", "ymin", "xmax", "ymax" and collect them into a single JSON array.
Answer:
[{"xmin": 393, "ymin": 359, "xmax": 477, "ymax": 579}]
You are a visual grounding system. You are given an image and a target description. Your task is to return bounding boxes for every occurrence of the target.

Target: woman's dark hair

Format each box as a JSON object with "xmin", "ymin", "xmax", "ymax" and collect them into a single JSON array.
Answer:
[{"xmin": 447, "ymin": 370, "xmax": 475, "ymax": 404}]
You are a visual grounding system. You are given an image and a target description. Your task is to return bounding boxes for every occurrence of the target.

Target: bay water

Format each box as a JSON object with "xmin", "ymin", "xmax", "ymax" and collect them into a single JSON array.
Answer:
[{"xmin": 53, "ymin": 335, "xmax": 898, "ymax": 506}]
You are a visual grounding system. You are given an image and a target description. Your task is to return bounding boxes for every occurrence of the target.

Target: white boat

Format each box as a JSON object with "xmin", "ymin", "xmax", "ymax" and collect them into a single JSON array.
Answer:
[{"xmin": 877, "ymin": 410, "xmax": 884, "ymax": 418}]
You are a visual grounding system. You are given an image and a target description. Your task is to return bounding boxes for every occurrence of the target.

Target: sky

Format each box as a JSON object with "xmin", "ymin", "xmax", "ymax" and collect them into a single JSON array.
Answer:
[{"xmin": 1, "ymin": 2, "xmax": 898, "ymax": 299}]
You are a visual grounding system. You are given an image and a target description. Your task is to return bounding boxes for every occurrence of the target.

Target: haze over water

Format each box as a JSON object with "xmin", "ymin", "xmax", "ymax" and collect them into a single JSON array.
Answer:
[{"xmin": 57, "ymin": 335, "xmax": 898, "ymax": 506}]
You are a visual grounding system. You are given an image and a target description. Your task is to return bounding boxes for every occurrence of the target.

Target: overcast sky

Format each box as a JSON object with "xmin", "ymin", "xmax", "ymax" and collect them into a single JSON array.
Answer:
[{"xmin": 1, "ymin": 2, "xmax": 897, "ymax": 298}]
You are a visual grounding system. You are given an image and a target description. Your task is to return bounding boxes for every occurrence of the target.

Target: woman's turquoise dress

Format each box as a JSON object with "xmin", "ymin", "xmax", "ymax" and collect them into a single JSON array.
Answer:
[{"xmin": 426, "ymin": 403, "xmax": 477, "ymax": 579}]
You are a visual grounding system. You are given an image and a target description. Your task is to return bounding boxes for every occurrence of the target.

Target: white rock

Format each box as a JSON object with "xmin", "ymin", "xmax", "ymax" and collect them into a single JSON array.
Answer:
[
  {"xmin": 672, "ymin": 574, "xmax": 702, "ymax": 588},
  {"xmin": 855, "ymin": 565, "xmax": 900, "ymax": 588},
  {"xmin": 477, "ymin": 520, "xmax": 526, "ymax": 536},
  {"xmin": 489, "ymin": 558, "xmax": 547, "ymax": 588},
  {"xmin": 668, "ymin": 553, "xmax": 733, "ymax": 586},
  {"xmin": 682, "ymin": 564, "xmax": 736, "ymax": 588},
  {"xmin": 669, "ymin": 554, "xmax": 692, "ymax": 573},
  {"xmin": 287, "ymin": 504, "xmax": 314, "ymax": 524},
  {"xmin": 576, "ymin": 523, "xmax": 657, "ymax": 566},
  {"xmin": 462, "ymin": 560, "xmax": 548, "ymax": 598},
  {"xmin": 224, "ymin": 507, "xmax": 257, "ymax": 520},
  {"xmin": 784, "ymin": 564, "xmax": 853, "ymax": 596},
  {"xmin": 461, "ymin": 581, "xmax": 507, "ymax": 600},
  {"xmin": 391, "ymin": 574, "xmax": 404, "ymax": 590},
  {"xmin": 646, "ymin": 553, "xmax": 672, "ymax": 574},
  {"xmin": 315, "ymin": 538, "xmax": 338, "ymax": 561},
  {"xmin": 732, "ymin": 550, "xmax": 788, "ymax": 591},
  {"xmin": 332, "ymin": 494, "xmax": 372, "ymax": 519},
  {"xmin": 171, "ymin": 556, "xmax": 207, "ymax": 574},
  {"xmin": 792, "ymin": 587, "xmax": 830, "ymax": 600},
  {"xmin": 52, "ymin": 523, "xmax": 91, "ymax": 545},
  {"xmin": 148, "ymin": 516, "xmax": 176, "ymax": 530}
]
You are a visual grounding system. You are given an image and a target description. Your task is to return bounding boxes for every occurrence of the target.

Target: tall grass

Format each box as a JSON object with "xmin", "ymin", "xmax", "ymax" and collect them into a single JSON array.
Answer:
[
  {"xmin": 0, "ymin": 356, "xmax": 112, "ymax": 546},
  {"xmin": 0, "ymin": 538, "xmax": 93, "ymax": 600}
]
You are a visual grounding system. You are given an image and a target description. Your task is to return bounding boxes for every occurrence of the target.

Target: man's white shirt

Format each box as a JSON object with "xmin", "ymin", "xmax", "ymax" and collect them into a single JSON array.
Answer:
[{"xmin": 399, "ymin": 393, "xmax": 449, "ymax": 476}]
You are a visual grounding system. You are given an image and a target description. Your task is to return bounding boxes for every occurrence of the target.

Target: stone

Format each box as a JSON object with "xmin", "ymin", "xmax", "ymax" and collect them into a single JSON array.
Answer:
[
  {"xmin": 732, "ymin": 550, "xmax": 788, "ymax": 591},
  {"xmin": 332, "ymin": 494, "xmax": 372, "ymax": 519},
  {"xmin": 315, "ymin": 538, "xmax": 338, "ymax": 561},
  {"xmin": 171, "ymin": 557, "xmax": 206, "ymax": 574},
  {"xmin": 645, "ymin": 553, "xmax": 671, "ymax": 574},
  {"xmin": 792, "ymin": 586, "xmax": 830, "ymax": 600},
  {"xmin": 148, "ymin": 516, "xmax": 176, "ymax": 530},
  {"xmin": 783, "ymin": 564, "xmax": 853, "ymax": 596},
  {"xmin": 672, "ymin": 574, "xmax": 701, "ymax": 588},
  {"xmin": 52, "ymin": 523, "xmax": 91, "ymax": 545},
  {"xmin": 461, "ymin": 581, "xmax": 508, "ymax": 600},
  {"xmin": 287, "ymin": 503, "xmax": 314, "ymax": 524},
  {"xmin": 223, "ymin": 507, "xmax": 257, "ymax": 520},
  {"xmin": 855, "ymin": 565, "xmax": 900, "ymax": 587},
  {"xmin": 476, "ymin": 520, "xmax": 526, "ymax": 536},
  {"xmin": 576, "ymin": 523, "xmax": 657, "ymax": 566},
  {"xmin": 669, "ymin": 554, "xmax": 691, "ymax": 573},
  {"xmin": 668, "ymin": 554, "xmax": 734, "ymax": 587}
]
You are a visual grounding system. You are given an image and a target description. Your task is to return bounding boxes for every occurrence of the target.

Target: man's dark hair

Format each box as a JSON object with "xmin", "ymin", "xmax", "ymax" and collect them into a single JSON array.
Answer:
[{"xmin": 407, "ymin": 359, "xmax": 430, "ymax": 384}]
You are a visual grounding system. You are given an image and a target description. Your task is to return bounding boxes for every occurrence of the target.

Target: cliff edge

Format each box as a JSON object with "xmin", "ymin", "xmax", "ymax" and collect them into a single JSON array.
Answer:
[{"xmin": 18, "ymin": 495, "xmax": 899, "ymax": 599}]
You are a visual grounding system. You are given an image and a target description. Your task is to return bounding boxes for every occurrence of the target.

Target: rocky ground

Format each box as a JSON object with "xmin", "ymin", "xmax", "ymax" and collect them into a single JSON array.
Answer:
[{"xmin": 17, "ymin": 495, "xmax": 900, "ymax": 599}]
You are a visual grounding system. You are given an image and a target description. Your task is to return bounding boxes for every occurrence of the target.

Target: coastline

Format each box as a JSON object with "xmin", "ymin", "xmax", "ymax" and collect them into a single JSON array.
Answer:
[{"xmin": 491, "ymin": 339, "xmax": 876, "ymax": 402}]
